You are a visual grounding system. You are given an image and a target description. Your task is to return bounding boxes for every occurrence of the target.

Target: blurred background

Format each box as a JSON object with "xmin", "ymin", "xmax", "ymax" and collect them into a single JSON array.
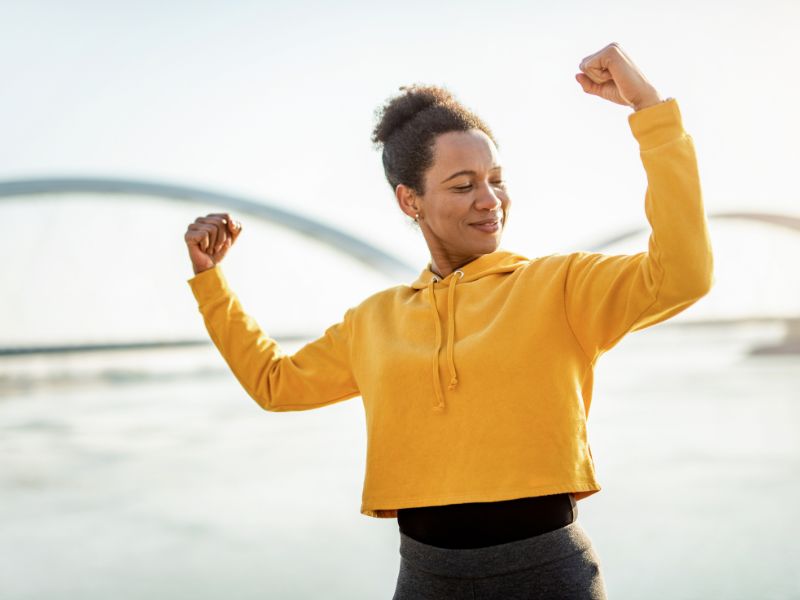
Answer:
[{"xmin": 1, "ymin": 0, "xmax": 798, "ymax": 598}]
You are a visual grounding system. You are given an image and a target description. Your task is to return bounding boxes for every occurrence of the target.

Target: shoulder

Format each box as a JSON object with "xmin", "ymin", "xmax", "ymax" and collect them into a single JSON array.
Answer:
[
  {"xmin": 350, "ymin": 282, "xmax": 414, "ymax": 314},
  {"xmin": 518, "ymin": 251, "xmax": 579, "ymax": 277}
]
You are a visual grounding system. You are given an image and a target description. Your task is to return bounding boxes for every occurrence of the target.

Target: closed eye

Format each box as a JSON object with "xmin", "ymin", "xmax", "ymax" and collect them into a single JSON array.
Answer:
[{"xmin": 453, "ymin": 181, "xmax": 505, "ymax": 192}]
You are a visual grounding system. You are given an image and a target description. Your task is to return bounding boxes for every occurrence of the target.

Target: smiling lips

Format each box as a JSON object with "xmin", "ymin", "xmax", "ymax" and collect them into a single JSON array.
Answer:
[{"xmin": 470, "ymin": 212, "xmax": 503, "ymax": 233}]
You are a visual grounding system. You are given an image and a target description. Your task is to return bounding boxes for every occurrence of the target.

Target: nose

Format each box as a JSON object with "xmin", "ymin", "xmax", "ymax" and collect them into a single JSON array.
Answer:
[{"xmin": 474, "ymin": 181, "xmax": 502, "ymax": 211}]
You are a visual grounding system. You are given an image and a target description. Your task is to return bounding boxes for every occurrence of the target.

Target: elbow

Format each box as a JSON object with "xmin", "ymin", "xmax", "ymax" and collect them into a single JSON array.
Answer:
[
  {"xmin": 686, "ymin": 279, "xmax": 712, "ymax": 303},
  {"xmin": 658, "ymin": 253, "xmax": 714, "ymax": 302},
  {"xmin": 684, "ymin": 254, "xmax": 715, "ymax": 300},
  {"xmin": 696, "ymin": 270, "xmax": 714, "ymax": 299},
  {"xmin": 257, "ymin": 398, "xmax": 275, "ymax": 412},
  {"xmin": 247, "ymin": 390, "xmax": 274, "ymax": 412},
  {"xmin": 696, "ymin": 247, "xmax": 715, "ymax": 297},
  {"xmin": 243, "ymin": 376, "xmax": 277, "ymax": 411}
]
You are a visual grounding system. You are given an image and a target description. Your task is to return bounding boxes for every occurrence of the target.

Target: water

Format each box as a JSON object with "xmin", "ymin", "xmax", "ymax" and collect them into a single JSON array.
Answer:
[{"xmin": 1, "ymin": 322, "xmax": 798, "ymax": 599}]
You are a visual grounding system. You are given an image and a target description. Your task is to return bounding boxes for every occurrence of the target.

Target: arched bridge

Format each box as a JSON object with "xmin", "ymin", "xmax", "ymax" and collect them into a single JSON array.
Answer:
[
  {"xmin": 0, "ymin": 176, "xmax": 417, "ymax": 279},
  {"xmin": 2, "ymin": 176, "xmax": 798, "ymax": 355}
]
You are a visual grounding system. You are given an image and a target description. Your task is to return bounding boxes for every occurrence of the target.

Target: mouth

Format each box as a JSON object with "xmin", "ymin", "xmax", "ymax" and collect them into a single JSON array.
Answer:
[
  {"xmin": 469, "ymin": 214, "xmax": 503, "ymax": 233},
  {"xmin": 469, "ymin": 219, "xmax": 501, "ymax": 233}
]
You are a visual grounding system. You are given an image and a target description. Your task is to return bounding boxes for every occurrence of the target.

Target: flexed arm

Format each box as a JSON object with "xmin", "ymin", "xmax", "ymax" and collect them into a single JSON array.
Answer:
[
  {"xmin": 564, "ymin": 44, "xmax": 714, "ymax": 359},
  {"xmin": 184, "ymin": 214, "xmax": 360, "ymax": 411}
]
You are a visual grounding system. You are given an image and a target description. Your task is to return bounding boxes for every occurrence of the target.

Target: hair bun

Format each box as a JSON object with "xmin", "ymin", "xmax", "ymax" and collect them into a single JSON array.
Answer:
[
  {"xmin": 370, "ymin": 83, "xmax": 496, "ymax": 196},
  {"xmin": 371, "ymin": 84, "xmax": 457, "ymax": 146}
]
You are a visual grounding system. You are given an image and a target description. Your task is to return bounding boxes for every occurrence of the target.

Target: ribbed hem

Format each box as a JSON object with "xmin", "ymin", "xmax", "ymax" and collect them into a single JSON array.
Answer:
[
  {"xmin": 628, "ymin": 97, "xmax": 684, "ymax": 151},
  {"xmin": 362, "ymin": 482, "xmax": 601, "ymax": 518},
  {"xmin": 186, "ymin": 264, "xmax": 231, "ymax": 306}
]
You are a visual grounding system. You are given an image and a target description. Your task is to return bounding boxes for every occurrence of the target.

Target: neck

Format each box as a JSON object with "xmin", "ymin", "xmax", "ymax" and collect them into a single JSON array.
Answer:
[{"xmin": 430, "ymin": 253, "xmax": 482, "ymax": 279}]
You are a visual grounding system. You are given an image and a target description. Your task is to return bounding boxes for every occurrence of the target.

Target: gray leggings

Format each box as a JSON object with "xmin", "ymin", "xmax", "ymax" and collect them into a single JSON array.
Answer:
[{"xmin": 392, "ymin": 520, "xmax": 608, "ymax": 599}]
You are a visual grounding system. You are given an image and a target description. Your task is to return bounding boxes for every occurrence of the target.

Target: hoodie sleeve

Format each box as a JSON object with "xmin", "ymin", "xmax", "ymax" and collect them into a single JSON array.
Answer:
[
  {"xmin": 187, "ymin": 264, "xmax": 360, "ymax": 411},
  {"xmin": 563, "ymin": 98, "xmax": 714, "ymax": 360}
]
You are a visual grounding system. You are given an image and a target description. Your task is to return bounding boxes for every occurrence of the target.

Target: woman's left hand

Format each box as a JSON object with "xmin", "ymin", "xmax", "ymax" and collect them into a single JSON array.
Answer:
[{"xmin": 575, "ymin": 43, "xmax": 664, "ymax": 111}]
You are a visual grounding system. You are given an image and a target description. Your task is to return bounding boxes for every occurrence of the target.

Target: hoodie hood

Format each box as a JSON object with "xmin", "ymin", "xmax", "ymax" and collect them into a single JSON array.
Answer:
[{"xmin": 410, "ymin": 249, "xmax": 530, "ymax": 412}]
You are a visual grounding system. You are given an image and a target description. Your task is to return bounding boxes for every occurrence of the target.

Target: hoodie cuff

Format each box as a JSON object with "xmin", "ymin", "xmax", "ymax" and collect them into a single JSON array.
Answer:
[
  {"xmin": 628, "ymin": 97, "xmax": 684, "ymax": 151},
  {"xmin": 187, "ymin": 264, "xmax": 232, "ymax": 306}
]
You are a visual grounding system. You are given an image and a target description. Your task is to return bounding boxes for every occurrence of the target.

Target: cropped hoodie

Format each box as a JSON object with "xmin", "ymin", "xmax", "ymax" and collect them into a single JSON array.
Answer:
[{"xmin": 187, "ymin": 97, "xmax": 714, "ymax": 518}]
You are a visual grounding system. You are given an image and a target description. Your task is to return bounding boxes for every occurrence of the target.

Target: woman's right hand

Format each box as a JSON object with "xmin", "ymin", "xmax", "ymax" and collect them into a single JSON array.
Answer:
[{"xmin": 184, "ymin": 212, "xmax": 243, "ymax": 275}]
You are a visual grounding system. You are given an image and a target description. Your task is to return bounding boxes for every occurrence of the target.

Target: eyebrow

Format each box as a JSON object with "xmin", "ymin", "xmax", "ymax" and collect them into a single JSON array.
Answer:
[{"xmin": 440, "ymin": 166, "xmax": 502, "ymax": 184}]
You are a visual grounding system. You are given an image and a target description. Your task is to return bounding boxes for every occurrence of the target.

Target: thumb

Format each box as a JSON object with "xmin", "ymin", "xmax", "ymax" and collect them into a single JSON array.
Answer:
[{"xmin": 575, "ymin": 73, "xmax": 599, "ymax": 96}]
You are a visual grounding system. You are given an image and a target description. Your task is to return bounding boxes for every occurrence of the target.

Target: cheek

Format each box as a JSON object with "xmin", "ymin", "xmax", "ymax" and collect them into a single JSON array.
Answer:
[{"xmin": 435, "ymin": 201, "xmax": 467, "ymax": 224}]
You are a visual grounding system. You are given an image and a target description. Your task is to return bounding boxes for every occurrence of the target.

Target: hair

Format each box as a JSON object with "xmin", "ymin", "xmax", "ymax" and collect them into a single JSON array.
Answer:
[{"xmin": 371, "ymin": 84, "xmax": 498, "ymax": 197}]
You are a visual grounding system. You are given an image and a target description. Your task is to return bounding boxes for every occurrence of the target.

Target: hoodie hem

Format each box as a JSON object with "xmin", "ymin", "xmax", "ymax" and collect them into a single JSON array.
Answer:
[{"xmin": 360, "ymin": 481, "xmax": 602, "ymax": 519}]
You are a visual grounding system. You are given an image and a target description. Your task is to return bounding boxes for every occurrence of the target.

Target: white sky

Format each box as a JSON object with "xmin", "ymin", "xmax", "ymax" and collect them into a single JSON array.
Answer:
[
  {"xmin": 0, "ymin": 1, "xmax": 800, "ymax": 262},
  {"xmin": 1, "ymin": 0, "xmax": 797, "ymax": 266}
]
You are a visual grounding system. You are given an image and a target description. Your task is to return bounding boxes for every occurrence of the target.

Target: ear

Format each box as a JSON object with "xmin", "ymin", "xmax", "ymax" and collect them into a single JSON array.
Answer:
[{"xmin": 395, "ymin": 183, "xmax": 420, "ymax": 220}]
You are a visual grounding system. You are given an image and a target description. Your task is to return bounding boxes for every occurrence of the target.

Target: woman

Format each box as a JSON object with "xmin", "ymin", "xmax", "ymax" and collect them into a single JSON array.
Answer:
[{"xmin": 183, "ymin": 43, "xmax": 713, "ymax": 599}]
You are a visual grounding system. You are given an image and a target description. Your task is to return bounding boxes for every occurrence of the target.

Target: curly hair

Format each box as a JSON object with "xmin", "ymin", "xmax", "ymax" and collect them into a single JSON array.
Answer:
[{"xmin": 371, "ymin": 84, "xmax": 498, "ymax": 197}]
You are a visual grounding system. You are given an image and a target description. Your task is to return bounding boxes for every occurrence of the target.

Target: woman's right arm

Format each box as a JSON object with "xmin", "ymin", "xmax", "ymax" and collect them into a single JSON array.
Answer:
[{"xmin": 184, "ymin": 214, "xmax": 360, "ymax": 411}]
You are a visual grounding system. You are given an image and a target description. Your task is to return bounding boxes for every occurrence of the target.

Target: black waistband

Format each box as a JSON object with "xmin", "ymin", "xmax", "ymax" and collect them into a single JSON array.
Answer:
[{"xmin": 396, "ymin": 493, "xmax": 577, "ymax": 549}]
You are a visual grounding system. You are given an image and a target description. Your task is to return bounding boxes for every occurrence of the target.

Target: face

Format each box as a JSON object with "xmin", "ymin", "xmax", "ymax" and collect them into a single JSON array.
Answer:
[{"xmin": 396, "ymin": 128, "xmax": 511, "ymax": 268}]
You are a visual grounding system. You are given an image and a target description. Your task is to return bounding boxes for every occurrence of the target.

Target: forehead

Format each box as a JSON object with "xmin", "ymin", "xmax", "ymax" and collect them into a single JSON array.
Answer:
[{"xmin": 430, "ymin": 129, "xmax": 499, "ymax": 172}]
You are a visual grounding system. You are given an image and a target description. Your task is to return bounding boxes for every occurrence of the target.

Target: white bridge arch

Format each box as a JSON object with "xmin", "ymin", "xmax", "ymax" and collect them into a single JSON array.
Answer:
[{"xmin": 2, "ymin": 177, "xmax": 798, "ymax": 355}]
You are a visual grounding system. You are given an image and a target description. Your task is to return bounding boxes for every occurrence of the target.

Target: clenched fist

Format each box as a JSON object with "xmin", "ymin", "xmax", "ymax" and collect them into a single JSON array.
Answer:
[
  {"xmin": 575, "ymin": 42, "xmax": 664, "ymax": 111},
  {"xmin": 184, "ymin": 212, "xmax": 243, "ymax": 275}
]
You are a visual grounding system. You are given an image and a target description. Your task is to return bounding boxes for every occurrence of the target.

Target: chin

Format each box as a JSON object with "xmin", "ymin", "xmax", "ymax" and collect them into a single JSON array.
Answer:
[{"xmin": 476, "ymin": 236, "xmax": 502, "ymax": 254}]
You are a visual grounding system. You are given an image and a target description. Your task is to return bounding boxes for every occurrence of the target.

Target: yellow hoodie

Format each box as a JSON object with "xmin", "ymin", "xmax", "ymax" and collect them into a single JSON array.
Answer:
[{"xmin": 187, "ymin": 97, "xmax": 713, "ymax": 519}]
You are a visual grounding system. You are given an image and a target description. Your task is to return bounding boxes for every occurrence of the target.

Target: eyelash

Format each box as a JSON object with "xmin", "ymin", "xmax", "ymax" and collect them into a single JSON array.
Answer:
[{"xmin": 454, "ymin": 181, "xmax": 505, "ymax": 191}]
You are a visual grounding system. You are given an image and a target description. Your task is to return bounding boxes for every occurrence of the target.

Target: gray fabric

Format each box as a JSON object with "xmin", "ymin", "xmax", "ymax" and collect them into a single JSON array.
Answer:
[{"xmin": 392, "ymin": 520, "xmax": 608, "ymax": 599}]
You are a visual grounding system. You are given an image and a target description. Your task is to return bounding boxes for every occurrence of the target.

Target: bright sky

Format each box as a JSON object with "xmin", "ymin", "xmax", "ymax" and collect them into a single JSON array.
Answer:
[
  {"xmin": 2, "ymin": 0, "xmax": 799, "ymax": 348},
  {"xmin": 2, "ymin": 0, "xmax": 797, "ymax": 264}
]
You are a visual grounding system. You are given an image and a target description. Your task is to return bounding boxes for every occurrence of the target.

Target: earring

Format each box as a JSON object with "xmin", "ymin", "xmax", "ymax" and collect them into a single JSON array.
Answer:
[{"xmin": 414, "ymin": 212, "xmax": 420, "ymax": 223}]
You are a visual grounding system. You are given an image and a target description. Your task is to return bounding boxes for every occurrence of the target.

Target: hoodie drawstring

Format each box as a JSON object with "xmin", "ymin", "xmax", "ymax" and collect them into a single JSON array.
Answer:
[{"xmin": 426, "ymin": 269, "xmax": 464, "ymax": 411}]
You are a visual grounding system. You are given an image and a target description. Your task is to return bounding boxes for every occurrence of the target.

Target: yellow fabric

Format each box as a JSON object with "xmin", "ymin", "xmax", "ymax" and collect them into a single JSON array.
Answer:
[{"xmin": 187, "ymin": 97, "xmax": 713, "ymax": 519}]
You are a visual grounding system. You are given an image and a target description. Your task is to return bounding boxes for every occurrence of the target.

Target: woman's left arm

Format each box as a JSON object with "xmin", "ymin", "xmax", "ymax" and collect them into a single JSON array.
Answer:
[
  {"xmin": 562, "ymin": 44, "xmax": 714, "ymax": 360},
  {"xmin": 563, "ymin": 98, "xmax": 714, "ymax": 359}
]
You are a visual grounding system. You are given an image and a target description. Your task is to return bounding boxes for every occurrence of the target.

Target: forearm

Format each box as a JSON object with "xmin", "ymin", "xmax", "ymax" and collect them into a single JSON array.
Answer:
[{"xmin": 188, "ymin": 265, "xmax": 282, "ymax": 409}]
